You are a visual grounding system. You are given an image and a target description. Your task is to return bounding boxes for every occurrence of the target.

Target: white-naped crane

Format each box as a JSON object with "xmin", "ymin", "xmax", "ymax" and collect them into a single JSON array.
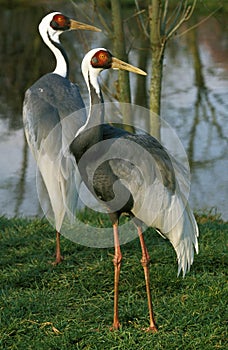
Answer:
[
  {"xmin": 70, "ymin": 48, "xmax": 199, "ymax": 331},
  {"xmin": 22, "ymin": 12, "xmax": 101, "ymax": 264}
]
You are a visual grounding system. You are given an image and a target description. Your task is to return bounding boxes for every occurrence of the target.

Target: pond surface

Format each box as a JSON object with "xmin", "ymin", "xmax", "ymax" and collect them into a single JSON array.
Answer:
[{"xmin": 0, "ymin": 1, "xmax": 227, "ymax": 220}]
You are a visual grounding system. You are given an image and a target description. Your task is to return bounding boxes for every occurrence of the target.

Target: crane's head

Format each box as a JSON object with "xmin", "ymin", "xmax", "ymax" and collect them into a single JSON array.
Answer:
[
  {"xmin": 81, "ymin": 48, "xmax": 147, "ymax": 94},
  {"xmin": 39, "ymin": 12, "xmax": 101, "ymax": 42},
  {"xmin": 83, "ymin": 48, "xmax": 147, "ymax": 75}
]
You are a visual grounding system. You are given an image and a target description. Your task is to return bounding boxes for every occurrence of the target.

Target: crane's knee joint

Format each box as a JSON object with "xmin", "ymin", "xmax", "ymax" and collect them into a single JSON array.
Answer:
[
  {"xmin": 141, "ymin": 256, "xmax": 150, "ymax": 267},
  {"xmin": 113, "ymin": 254, "xmax": 122, "ymax": 267}
]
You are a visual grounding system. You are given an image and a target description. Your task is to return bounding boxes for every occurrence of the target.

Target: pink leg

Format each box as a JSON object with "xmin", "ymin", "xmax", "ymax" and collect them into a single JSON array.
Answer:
[
  {"xmin": 112, "ymin": 223, "xmax": 122, "ymax": 330},
  {"xmin": 52, "ymin": 231, "xmax": 64, "ymax": 265},
  {"xmin": 138, "ymin": 226, "xmax": 158, "ymax": 332}
]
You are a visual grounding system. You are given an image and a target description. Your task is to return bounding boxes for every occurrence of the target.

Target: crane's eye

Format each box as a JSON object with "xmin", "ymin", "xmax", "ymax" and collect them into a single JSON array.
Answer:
[
  {"xmin": 91, "ymin": 50, "xmax": 112, "ymax": 69},
  {"xmin": 50, "ymin": 14, "xmax": 71, "ymax": 30}
]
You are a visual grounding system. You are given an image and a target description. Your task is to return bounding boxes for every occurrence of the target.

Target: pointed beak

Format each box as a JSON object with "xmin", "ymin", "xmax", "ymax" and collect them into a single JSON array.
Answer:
[
  {"xmin": 111, "ymin": 57, "xmax": 147, "ymax": 76},
  {"xmin": 70, "ymin": 19, "xmax": 101, "ymax": 32}
]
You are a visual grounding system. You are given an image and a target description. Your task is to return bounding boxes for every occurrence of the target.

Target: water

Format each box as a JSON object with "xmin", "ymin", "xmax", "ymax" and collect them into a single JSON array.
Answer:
[{"xmin": 0, "ymin": 2, "xmax": 227, "ymax": 220}]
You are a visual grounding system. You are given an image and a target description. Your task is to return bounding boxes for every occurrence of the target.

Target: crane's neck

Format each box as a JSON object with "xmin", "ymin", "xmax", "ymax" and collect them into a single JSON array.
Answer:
[
  {"xmin": 73, "ymin": 71, "xmax": 104, "ymax": 162},
  {"xmin": 42, "ymin": 30, "xmax": 69, "ymax": 78}
]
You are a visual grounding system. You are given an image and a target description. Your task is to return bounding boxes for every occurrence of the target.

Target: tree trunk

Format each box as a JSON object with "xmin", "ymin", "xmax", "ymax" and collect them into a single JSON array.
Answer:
[
  {"xmin": 149, "ymin": 0, "xmax": 164, "ymax": 140},
  {"xmin": 111, "ymin": 0, "xmax": 134, "ymax": 132}
]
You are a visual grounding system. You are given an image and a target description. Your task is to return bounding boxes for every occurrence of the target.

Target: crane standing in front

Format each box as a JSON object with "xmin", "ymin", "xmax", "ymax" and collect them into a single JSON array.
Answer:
[
  {"xmin": 23, "ymin": 12, "xmax": 101, "ymax": 264},
  {"xmin": 70, "ymin": 48, "xmax": 199, "ymax": 331}
]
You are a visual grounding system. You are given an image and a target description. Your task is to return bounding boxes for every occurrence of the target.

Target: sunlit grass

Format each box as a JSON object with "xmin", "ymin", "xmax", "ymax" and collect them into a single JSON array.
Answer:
[{"xmin": 0, "ymin": 213, "xmax": 227, "ymax": 349}]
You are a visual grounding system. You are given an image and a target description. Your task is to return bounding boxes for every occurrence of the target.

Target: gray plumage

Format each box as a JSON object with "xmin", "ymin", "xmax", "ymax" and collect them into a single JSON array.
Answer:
[
  {"xmin": 22, "ymin": 12, "xmax": 101, "ymax": 240},
  {"xmin": 71, "ymin": 48, "xmax": 199, "ymax": 277},
  {"xmin": 23, "ymin": 73, "xmax": 86, "ymax": 230}
]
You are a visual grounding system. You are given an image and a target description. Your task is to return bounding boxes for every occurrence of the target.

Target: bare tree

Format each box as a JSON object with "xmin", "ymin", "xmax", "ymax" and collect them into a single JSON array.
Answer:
[
  {"xmin": 111, "ymin": 0, "xmax": 135, "ymax": 132},
  {"xmin": 148, "ymin": 0, "xmax": 197, "ymax": 139},
  {"xmin": 111, "ymin": 0, "xmax": 131, "ymax": 104},
  {"xmin": 95, "ymin": 0, "xmax": 197, "ymax": 137}
]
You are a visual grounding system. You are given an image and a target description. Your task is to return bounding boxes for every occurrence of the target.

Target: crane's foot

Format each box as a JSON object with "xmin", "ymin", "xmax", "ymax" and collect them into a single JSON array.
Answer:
[
  {"xmin": 110, "ymin": 321, "xmax": 121, "ymax": 331},
  {"xmin": 144, "ymin": 325, "xmax": 158, "ymax": 333},
  {"xmin": 50, "ymin": 255, "xmax": 64, "ymax": 265}
]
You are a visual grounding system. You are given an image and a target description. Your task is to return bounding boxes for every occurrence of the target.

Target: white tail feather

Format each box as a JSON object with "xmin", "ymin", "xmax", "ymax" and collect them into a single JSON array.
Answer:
[{"xmin": 165, "ymin": 200, "xmax": 199, "ymax": 277}]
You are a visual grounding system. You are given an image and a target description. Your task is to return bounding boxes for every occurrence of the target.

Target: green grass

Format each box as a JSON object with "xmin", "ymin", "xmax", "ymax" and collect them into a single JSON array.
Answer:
[{"xmin": 0, "ymin": 212, "xmax": 227, "ymax": 349}]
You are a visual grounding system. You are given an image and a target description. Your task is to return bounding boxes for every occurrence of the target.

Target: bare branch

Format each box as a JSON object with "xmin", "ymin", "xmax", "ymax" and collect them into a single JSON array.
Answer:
[
  {"xmin": 134, "ymin": 0, "xmax": 150, "ymax": 39},
  {"xmin": 158, "ymin": 39, "xmax": 166, "ymax": 62},
  {"xmin": 177, "ymin": 5, "xmax": 222, "ymax": 38},
  {"xmin": 165, "ymin": 0, "xmax": 186, "ymax": 33},
  {"xmin": 71, "ymin": 0, "xmax": 95, "ymax": 23},
  {"xmin": 161, "ymin": 0, "xmax": 169, "ymax": 34},
  {"xmin": 184, "ymin": 0, "xmax": 197, "ymax": 21},
  {"xmin": 124, "ymin": 8, "xmax": 146, "ymax": 22},
  {"xmin": 96, "ymin": 11, "xmax": 113, "ymax": 34},
  {"xmin": 166, "ymin": 0, "xmax": 197, "ymax": 41},
  {"xmin": 89, "ymin": 0, "xmax": 112, "ymax": 34}
]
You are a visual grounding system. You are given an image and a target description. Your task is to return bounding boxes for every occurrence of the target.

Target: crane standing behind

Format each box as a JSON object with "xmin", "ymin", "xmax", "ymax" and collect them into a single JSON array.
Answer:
[{"xmin": 23, "ymin": 12, "xmax": 101, "ymax": 264}]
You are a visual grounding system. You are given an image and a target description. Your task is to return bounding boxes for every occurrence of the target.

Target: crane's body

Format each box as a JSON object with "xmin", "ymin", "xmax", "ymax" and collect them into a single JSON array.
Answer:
[
  {"xmin": 23, "ymin": 73, "xmax": 85, "ymax": 230},
  {"xmin": 70, "ymin": 48, "xmax": 199, "ymax": 331},
  {"xmin": 22, "ymin": 12, "xmax": 100, "ymax": 263}
]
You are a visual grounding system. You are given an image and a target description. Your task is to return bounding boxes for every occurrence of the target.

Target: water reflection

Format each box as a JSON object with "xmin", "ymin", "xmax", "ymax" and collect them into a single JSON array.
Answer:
[{"xmin": 0, "ymin": 1, "xmax": 227, "ymax": 220}]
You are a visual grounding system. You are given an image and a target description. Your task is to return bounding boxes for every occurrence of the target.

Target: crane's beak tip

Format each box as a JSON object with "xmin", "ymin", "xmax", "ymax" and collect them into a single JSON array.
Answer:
[
  {"xmin": 111, "ymin": 57, "xmax": 147, "ymax": 76},
  {"xmin": 70, "ymin": 19, "xmax": 102, "ymax": 32}
]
